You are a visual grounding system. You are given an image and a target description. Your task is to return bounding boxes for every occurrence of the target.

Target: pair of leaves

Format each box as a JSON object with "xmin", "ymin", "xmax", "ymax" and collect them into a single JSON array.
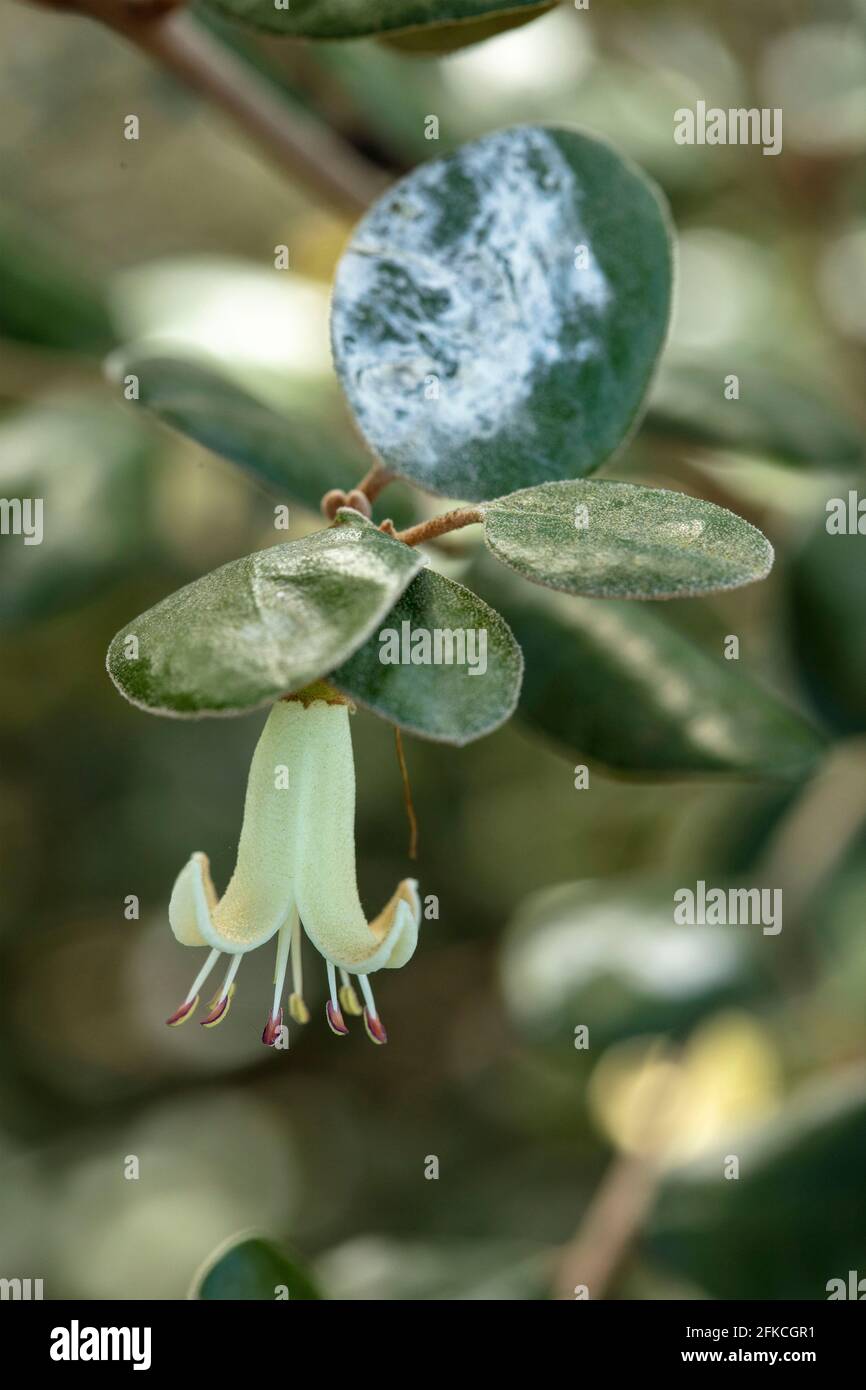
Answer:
[
  {"xmin": 107, "ymin": 511, "xmax": 522, "ymax": 744},
  {"xmin": 105, "ymin": 504, "xmax": 812, "ymax": 766},
  {"xmin": 105, "ymin": 469, "xmax": 775, "ymax": 741}
]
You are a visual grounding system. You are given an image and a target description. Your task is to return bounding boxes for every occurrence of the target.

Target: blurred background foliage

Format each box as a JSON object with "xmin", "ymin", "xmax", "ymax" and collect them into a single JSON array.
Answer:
[{"xmin": 1, "ymin": 0, "xmax": 865, "ymax": 1300}]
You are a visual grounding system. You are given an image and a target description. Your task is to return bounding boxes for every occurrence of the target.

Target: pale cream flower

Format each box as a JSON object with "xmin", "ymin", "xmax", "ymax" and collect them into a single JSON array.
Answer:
[{"xmin": 166, "ymin": 692, "xmax": 421, "ymax": 1046}]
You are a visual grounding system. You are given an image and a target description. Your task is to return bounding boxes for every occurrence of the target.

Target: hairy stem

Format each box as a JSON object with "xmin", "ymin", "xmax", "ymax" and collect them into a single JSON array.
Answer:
[
  {"xmin": 356, "ymin": 462, "xmax": 394, "ymax": 504},
  {"xmin": 393, "ymin": 507, "xmax": 485, "ymax": 547}
]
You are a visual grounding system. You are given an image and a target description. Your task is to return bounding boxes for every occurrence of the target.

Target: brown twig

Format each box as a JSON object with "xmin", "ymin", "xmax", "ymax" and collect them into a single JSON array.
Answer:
[
  {"xmin": 757, "ymin": 739, "xmax": 866, "ymax": 926},
  {"xmin": 356, "ymin": 461, "xmax": 394, "ymax": 504},
  {"xmin": 553, "ymin": 1151, "xmax": 662, "ymax": 1300},
  {"xmin": 394, "ymin": 507, "xmax": 485, "ymax": 547},
  {"xmin": 57, "ymin": 2, "xmax": 386, "ymax": 218},
  {"xmin": 554, "ymin": 1047, "xmax": 684, "ymax": 1300}
]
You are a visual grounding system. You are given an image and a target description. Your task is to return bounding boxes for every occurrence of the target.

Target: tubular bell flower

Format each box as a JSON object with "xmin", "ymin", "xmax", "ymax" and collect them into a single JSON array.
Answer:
[{"xmin": 165, "ymin": 688, "xmax": 421, "ymax": 1047}]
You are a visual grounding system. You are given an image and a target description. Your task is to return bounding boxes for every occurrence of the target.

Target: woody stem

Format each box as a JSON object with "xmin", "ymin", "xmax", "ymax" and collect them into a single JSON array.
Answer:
[
  {"xmin": 393, "ymin": 508, "xmax": 485, "ymax": 547},
  {"xmin": 65, "ymin": 2, "xmax": 385, "ymax": 218},
  {"xmin": 356, "ymin": 462, "xmax": 394, "ymax": 503}
]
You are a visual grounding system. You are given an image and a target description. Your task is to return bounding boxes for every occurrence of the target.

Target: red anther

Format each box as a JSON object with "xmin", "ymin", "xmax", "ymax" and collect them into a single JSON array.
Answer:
[
  {"xmin": 261, "ymin": 1010, "xmax": 283, "ymax": 1047},
  {"xmin": 200, "ymin": 995, "xmax": 230, "ymax": 1028},
  {"xmin": 325, "ymin": 1000, "xmax": 349, "ymax": 1036},
  {"xmin": 363, "ymin": 1009, "xmax": 388, "ymax": 1046},
  {"xmin": 166, "ymin": 996, "xmax": 198, "ymax": 1027}
]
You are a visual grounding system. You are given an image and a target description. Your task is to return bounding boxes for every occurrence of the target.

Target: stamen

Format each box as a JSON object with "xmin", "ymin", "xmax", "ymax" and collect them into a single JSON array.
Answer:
[
  {"xmin": 166, "ymin": 948, "xmax": 221, "ymax": 1026},
  {"xmin": 358, "ymin": 974, "xmax": 388, "ymax": 1046},
  {"xmin": 200, "ymin": 953, "xmax": 242, "ymax": 1028},
  {"xmin": 339, "ymin": 968, "xmax": 363, "ymax": 1017},
  {"xmin": 288, "ymin": 907, "xmax": 309, "ymax": 1023},
  {"xmin": 262, "ymin": 1011, "xmax": 283, "ymax": 1046},
  {"xmin": 289, "ymin": 994, "xmax": 310, "ymax": 1024},
  {"xmin": 166, "ymin": 998, "xmax": 198, "ymax": 1027},
  {"xmin": 325, "ymin": 959, "xmax": 349, "ymax": 1036},
  {"xmin": 262, "ymin": 920, "xmax": 291, "ymax": 1047}
]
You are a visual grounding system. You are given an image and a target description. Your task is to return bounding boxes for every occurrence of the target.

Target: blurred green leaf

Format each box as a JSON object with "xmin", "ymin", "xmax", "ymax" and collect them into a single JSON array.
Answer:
[
  {"xmin": 199, "ymin": 0, "xmax": 554, "ymax": 40},
  {"xmin": 646, "ymin": 1072, "xmax": 866, "ymax": 1300},
  {"xmin": 195, "ymin": 1236, "xmax": 321, "ymax": 1300},
  {"xmin": 0, "ymin": 398, "xmax": 152, "ymax": 631},
  {"xmin": 501, "ymin": 880, "xmax": 767, "ymax": 1048},
  {"xmin": 111, "ymin": 350, "xmax": 364, "ymax": 512},
  {"xmin": 788, "ymin": 508, "xmax": 866, "ymax": 735},
  {"xmin": 331, "ymin": 125, "xmax": 672, "ymax": 499},
  {"xmin": 379, "ymin": 4, "xmax": 556, "ymax": 52},
  {"xmin": 333, "ymin": 567, "xmax": 523, "ymax": 744},
  {"xmin": 476, "ymin": 565, "xmax": 823, "ymax": 777},
  {"xmin": 106, "ymin": 510, "xmax": 423, "ymax": 716},
  {"xmin": 647, "ymin": 360, "xmax": 865, "ymax": 468},
  {"xmin": 484, "ymin": 479, "xmax": 773, "ymax": 599},
  {"xmin": 0, "ymin": 210, "xmax": 116, "ymax": 356},
  {"xmin": 808, "ymin": 855, "xmax": 866, "ymax": 1013}
]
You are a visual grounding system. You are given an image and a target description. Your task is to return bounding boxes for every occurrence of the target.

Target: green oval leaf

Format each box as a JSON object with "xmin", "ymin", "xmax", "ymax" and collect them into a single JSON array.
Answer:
[
  {"xmin": 378, "ymin": 4, "xmax": 555, "ymax": 52},
  {"xmin": 193, "ymin": 1236, "xmax": 321, "ymax": 1300},
  {"xmin": 333, "ymin": 567, "xmax": 523, "ymax": 744},
  {"xmin": 476, "ymin": 565, "xmax": 823, "ymax": 778},
  {"xmin": 647, "ymin": 359, "xmax": 865, "ymax": 468},
  {"xmin": 0, "ymin": 209, "xmax": 116, "ymax": 356},
  {"xmin": 110, "ymin": 350, "xmax": 366, "ymax": 512},
  {"xmin": 0, "ymin": 399, "xmax": 152, "ymax": 631},
  {"xmin": 200, "ymin": 0, "xmax": 553, "ymax": 40},
  {"xmin": 331, "ymin": 125, "xmax": 673, "ymax": 500},
  {"xmin": 106, "ymin": 511, "xmax": 424, "ymax": 716},
  {"xmin": 484, "ymin": 479, "xmax": 774, "ymax": 599},
  {"xmin": 788, "ymin": 508, "xmax": 866, "ymax": 735}
]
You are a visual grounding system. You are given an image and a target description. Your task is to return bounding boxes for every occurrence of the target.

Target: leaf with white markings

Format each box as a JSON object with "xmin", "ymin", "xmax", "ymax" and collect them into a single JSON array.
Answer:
[
  {"xmin": 106, "ymin": 511, "xmax": 423, "ymax": 716},
  {"xmin": 483, "ymin": 479, "xmax": 773, "ymax": 599},
  {"xmin": 333, "ymin": 567, "xmax": 523, "ymax": 744},
  {"xmin": 332, "ymin": 125, "xmax": 673, "ymax": 499}
]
